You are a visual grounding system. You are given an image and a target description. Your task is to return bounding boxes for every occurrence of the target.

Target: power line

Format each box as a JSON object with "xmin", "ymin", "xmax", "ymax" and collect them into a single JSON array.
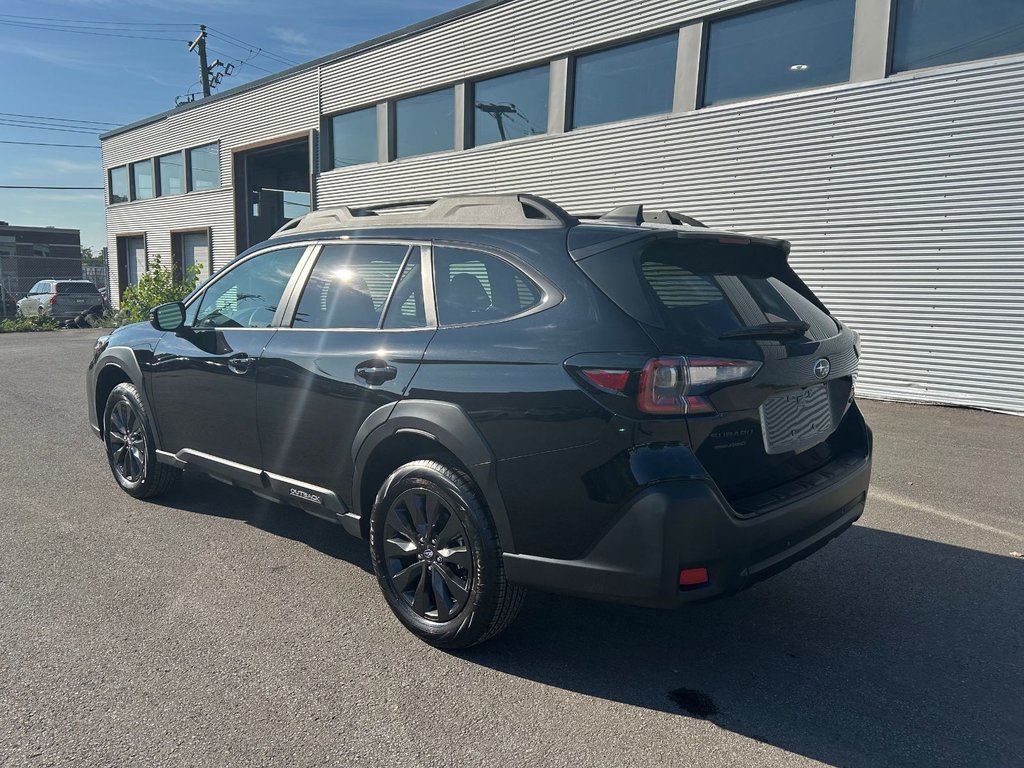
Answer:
[
  {"xmin": 206, "ymin": 47, "xmax": 276, "ymax": 75},
  {"xmin": 0, "ymin": 185, "xmax": 104, "ymax": 190},
  {"xmin": 205, "ymin": 27, "xmax": 298, "ymax": 66},
  {"xmin": 0, "ymin": 13, "xmax": 194, "ymax": 27},
  {"xmin": 0, "ymin": 140, "xmax": 99, "ymax": 148},
  {"xmin": 0, "ymin": 120, "xmax": 100, "ymax": 135},
  {"xmin": 0, "ymin": 19, "xmax": 185, "ymax": 42},
  {"xmin": 0, "ymin": 111, "xmax": 118, "ymax": 127}
]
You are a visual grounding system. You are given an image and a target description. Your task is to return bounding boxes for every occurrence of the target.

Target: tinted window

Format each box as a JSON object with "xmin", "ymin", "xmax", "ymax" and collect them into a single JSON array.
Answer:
[
  {"xmin": 293, "ymin": 243, "xmax": 411, "ymax": 329},
  {"xmin": 189, "ymin": 144, "xmax": 219, "ymax": 191},
  {"xmin": 703, "ymin": 0, "xmax": 856, "ymax": 106},
  {"xmin": 193, "ymin": 246, "xmax": 303, "ymax": 329},
  {"xmin": 56, "ymin": 282, "xmax": 100, "ymax": 295},
  {"xmin": 891, "ymin": 0, "xmax": 1024, "ymax": 72},
  {"xmin": 109, "ymin": 167, "xmax": 128, "ymax": 204},
  {"xmin": 131, "ymin": 160, "xmax": 154, "ymax": 200},
  {"xmin": 473, "ymin": 65, "xmax": 549, "ymax": 146},
  {"xmin": 395, "ymin": 88, "xmax": 454, "ymax": 158},
  {"xmin": 331, "ymin": 107, "xmax": 378, "ymax": 168},
  {"xmin": 571, "ymin": 34, "xmax": 677, "ymax": 129},
  {"xmin": 433, "ymin": 247, "xmax": 542, "ymax": 325},
  {"xmin": 158, "ymin": 152, "xmax": 184, "ymax": 196},
  {"xmin": 383, "ymin": 254, "xmax": 427, "ymax": 329}
]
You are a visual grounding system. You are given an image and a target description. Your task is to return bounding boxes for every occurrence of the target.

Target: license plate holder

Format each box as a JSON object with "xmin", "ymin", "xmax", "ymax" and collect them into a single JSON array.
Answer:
[{"xmin": 760, "ymin": 385, "xmax": 834, "ymax": 455}]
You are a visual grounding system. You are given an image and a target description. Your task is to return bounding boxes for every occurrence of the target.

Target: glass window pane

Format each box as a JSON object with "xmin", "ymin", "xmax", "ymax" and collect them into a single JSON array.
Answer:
[
  {"xmin": 395, "ymin": 88, "xmax": 454, "ymax": 159},
  {"xmin": 189, "ymin": 143, "xmax": 219, "ymax": 191},
  {"xmin": 158, "ymin": 152, "xmax": 184, "ymax": 197},
  {"xmin": 109, "ymin": 167, "xmax": 128, "ymax": 204},
  {"xmin": 293, "ymin": 243, "xmax": 410, "ymax": 329},
  {"xmin": 572, "ymin": 34, "xmax": 677, "ymax": 129},
  {"xmin": 434, "ymin": 247, "xmax": 542, "ymax": 325},
  {"xmin": 473, "ymin": 65, "xmax": 549, "ymax": 146},
  {"xmin": 131, "ymin": 160, "xmax": 154, "ymax": 200},
  {"xmin": 703, "ymin": 0, "xmax": 856, "ymax": 107},
  {"xmin": 331, "ymin": 107, "xmax": 378, "ymax": 168},
  {"xmin": 194, "ymin": 246, "xmax": 303, "ymax": 328},
  {"xmin": 892, "ymin": 0, "xmax": 1024, "ymax": 73}
]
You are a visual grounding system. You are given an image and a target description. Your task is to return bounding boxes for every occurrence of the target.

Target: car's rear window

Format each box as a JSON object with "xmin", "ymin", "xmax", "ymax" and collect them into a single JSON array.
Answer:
[
  {"xmin": 56, "ymin": 282, "xmax": 100, "ymax": 295},
  {"xmin": 639, "ymin": 242, "xmax": 837, "ymax": 340}
]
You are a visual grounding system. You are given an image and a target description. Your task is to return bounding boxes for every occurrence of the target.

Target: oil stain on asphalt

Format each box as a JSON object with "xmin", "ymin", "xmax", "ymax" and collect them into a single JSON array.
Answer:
[{"xmin": 668, "ymin": 688, "xmax": 718, "ymax": 718}]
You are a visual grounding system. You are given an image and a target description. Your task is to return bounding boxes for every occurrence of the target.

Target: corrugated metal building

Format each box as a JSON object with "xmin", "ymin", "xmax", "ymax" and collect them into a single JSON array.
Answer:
[{"xmin": 100, "ymin": 0, "xmax": 1024, "ymax": 415}]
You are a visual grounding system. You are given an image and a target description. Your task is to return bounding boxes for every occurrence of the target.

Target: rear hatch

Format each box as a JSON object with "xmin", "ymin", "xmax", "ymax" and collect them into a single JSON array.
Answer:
[
  {"xmin": 569, "ymin": 225, "xmax": 867, "ymax": 507},
  {"xmin": 55, "ymin": 282, "xmax": 103, "ymax": 313}
]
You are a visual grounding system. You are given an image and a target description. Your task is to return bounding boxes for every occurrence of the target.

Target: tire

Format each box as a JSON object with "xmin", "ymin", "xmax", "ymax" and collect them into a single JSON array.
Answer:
[
  {"xmin": 369, "ymin": 460, "xmax": 525, "ymax": 649},
  {"xmin": 102, "ymin": 382, "xmax": 181, "ymax": 499}
]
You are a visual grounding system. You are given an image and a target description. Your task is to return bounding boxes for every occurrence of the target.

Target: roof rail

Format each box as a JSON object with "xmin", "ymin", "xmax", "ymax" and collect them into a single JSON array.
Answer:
[
  {"xmin": 591, "ymin": 203, "xmax": 707, "ymax": 228},
  {"xmin": 272, "ymin": 193, "xmax": 577, "ymax": 237}
]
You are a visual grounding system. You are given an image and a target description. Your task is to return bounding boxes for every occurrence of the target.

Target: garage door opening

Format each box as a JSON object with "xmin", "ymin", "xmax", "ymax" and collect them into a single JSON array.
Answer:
[{"xmin": 233, "ymin": 137, "xmax": 311, "ymax": 253}]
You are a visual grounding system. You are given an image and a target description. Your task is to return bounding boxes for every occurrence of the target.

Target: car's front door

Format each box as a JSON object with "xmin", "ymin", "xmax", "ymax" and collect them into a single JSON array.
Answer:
[
  {"xmin": 148, "ymin": 244, "xmax": 309, "ymax": 477},
  {"xmin": 257, "ymin": 241, "xmax": 435, "ymax": 508}
]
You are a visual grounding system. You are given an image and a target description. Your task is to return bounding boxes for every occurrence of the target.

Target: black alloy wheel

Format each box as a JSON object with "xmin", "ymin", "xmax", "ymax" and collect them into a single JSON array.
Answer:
[
  {"xmin": 369, "ymin": 460, "xmax": 525, "ymax": 649},
  {"xmin": 102, "ymin": 382, "xmax": 181, "ymax": 499},
  {"xmin": 107, "ymin": 399, "xmax": 147, "ymax": 484},
  {"xmin": 381, "ymin": 487, "xmax": 473, "ymax": 622}
]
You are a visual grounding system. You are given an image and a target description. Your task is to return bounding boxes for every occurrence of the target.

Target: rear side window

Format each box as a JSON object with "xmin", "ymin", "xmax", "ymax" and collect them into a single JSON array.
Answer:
[
  {"xmin": 433, "ymin": 247, "xmax": 542, "ymax": 326},
  {"xmin": 640, "ymin": 261, "xmax": 742, "ymax": 339},
  {"xmin": 56, "ymin": 282, "xmax": 99, "ymax": 295},
  {"xmin": 293, "ymin": 243, "xmax": 413, "ymax": 329}
]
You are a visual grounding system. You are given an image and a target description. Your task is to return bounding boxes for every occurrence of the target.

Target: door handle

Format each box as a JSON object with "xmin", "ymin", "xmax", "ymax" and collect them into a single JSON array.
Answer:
[
  {"xmin": 355, "ymin": 360, "xmax": 397, "ymax": 385},
  {"xmin": 227, "ymin": 354, "xmax": 257, "ymax": 374}
]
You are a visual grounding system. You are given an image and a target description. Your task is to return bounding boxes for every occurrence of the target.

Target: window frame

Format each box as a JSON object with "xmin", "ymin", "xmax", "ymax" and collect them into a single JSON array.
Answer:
[
  {"xmin": 392, "ymin": 86, "xmax": 457, "ymax": 160},
  {"xmin": 430, "ymin": 240, "xmax": 562, "ymax": 329},
  {"xmin": 327, "ymin": 104, "xmax": 380, "ymax": 170},
  {"xmin": 129, "ymin": 159, "xmax": 155, "ymax": 201},
  {"xmin": 157, "ymin": 150, "xmax": 186, "ymax": 198},
  {"xmin": 469, "ymin": 62, "xmax": 551, "ymax": 148},
  {"xmin": 108, "ymin": 166, "xmax": 129, "ymax": 205},
  {"xmin": 186, "ymin": 142, "xmax": 220, "ymax": 192}
]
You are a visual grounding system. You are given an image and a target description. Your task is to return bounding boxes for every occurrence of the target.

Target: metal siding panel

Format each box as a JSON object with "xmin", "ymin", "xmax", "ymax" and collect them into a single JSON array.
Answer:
[{"xmin": 317, "ymin": 57, "xmax": 1024, "ymax": 415}]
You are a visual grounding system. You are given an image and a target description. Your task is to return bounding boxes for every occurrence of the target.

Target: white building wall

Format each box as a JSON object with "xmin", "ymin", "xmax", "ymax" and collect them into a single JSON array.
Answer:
[{"xmin": 101, "ymin": 0, "xmax": 1024, "ymax": 414}]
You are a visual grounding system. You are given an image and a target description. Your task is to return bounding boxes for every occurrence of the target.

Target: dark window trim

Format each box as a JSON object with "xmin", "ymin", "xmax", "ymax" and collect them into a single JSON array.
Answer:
[
  {"xmin": 325, "ymin": 104, "xmax": 380, "ymax": 171},
  {"xmin": 129, "ymin": 158, "xmax": 155, "ymax": 202},
  {"xmin": 468, "ymin": 62, "xmax": 551, "ymax": 150},
  {"xmin": 107, "ymin": 165, "xmax": 129, "ymax": 206},
  {"xmin": 157, "ymin": 150, "xmax": 187, "ymax": 198},
  {"xmin": 187, "ymin": 142, "xmax": 220, "ymax": 193},
  {"xmin": 393, "ymin": 85, "xmax": 458, "ymax": 161}
]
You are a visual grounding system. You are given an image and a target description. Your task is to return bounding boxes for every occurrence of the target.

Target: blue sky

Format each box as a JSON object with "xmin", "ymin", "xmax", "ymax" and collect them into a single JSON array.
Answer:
[{"xmin": 0, "ymin": 0, "xmax": 463, "ymax": 254}]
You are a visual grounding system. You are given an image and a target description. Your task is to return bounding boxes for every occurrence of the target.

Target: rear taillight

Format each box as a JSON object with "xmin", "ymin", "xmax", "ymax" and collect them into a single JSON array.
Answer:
[
  {"xmin": 638, "ymin": 356, "xmax": 761, "ymax": 415},
  {"xmin": 580, "ymin": 368, "xmax": 630, "ymax": 393},
  {"xmin": 49, "ymin": 294, "xmax": 58, "ymax": 305}
]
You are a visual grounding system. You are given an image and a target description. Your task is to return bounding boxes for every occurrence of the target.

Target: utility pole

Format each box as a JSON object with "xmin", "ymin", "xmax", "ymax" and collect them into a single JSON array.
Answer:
[
  {"xmin": 477, "ymin": 102, "xmax": 516, "ymax": 141},
  {"xmin": 188, "ymin": 25, "xmax": 211, "ymax": 97}
]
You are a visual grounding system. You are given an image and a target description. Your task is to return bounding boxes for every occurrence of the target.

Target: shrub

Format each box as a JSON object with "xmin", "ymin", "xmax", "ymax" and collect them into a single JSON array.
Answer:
[
  {"xmin": 119, "ymin": 254, "xmax": 201, "ymax": 325},
  {"xmin": 0, "ymin": 316, "xmax": 58, "ymax": 333}
]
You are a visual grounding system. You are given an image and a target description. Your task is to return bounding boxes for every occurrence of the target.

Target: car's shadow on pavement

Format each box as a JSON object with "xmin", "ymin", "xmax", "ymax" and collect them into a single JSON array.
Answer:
[{"xmin": 159, "ymin": 475, "xmax": 1022, "ymax": 767}]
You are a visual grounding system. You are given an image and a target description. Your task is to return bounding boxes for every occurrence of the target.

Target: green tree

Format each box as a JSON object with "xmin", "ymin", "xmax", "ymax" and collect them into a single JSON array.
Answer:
[{"xmin": 119, "ymin": 254, "xmax": 201, "ymax": 324}]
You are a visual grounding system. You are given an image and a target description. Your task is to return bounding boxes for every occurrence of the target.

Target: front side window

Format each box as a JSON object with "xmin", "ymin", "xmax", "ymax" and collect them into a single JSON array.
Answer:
[
  {"xmin": 891, "ymin": 0, "xmax": 1024, "ymax": 73},
  {"xmin": 571, "ymin": 34, "xmax": 678, "ymax": 129},
  {"xmin": 331, "ymin": 107, "xmax": 378, "ymax": 168},
  {"xmin": 293, "ymin": 243, "xmax": 415, "ymax": 329},
  {"xmin": 158, "ymin": 152, "xmax": 184, "ymax": 197},
  {"xmin": 433, "ymin": 247, "xmax": 542, "ymax": 325},
  {"xmin": 703, "ymin": 0, "xmax": 856, "ymax": 106},
  {"xmin": 395, "ymin": 88, "xmax": 454, "ymax": 159},
  {"xmin": 131, "ymin": 160, "xmax": 154, "ymax": 200},
  {"xmin": 473, "ymin": 65, "xmax": 549, "ymax": 146},
  {"xmin": 108, "ymin": 167, "xmax": 128, "ymax": 204},
  {"xmin": 193, "ymin": 246, "xmax": 304, "ymax": 329},
  {"xmin": 189, "ymin": 143, "xmax": 219, "ymax": 191}
]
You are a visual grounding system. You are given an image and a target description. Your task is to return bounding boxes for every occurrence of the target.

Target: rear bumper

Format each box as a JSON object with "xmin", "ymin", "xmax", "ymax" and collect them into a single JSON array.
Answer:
[{"xmin": 503, "ymin": 450, "xmax": 871, "ymax": 608}]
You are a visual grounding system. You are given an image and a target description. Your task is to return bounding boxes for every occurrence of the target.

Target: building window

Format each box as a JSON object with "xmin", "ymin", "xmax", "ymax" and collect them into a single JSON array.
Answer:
[
  {"xmin": 130, "ymin": 160, "xmax": 154, "ymax": 200},
  {"xmin": 395, "ymin": 87, "xmax": 454, "ymax": 159},
  {"xmin": 703, "ymin": 0, "xmax": 856, "ymax": 107},
  {"xmin": 571, "ymin": 34, "xmax": 678, "ymax": 129},
  {"xmin": 108, "ymin": 167, "xmax": 128, "ymax": 204},
  {"xmin": 158, "ymin": 152, "xmax": 184, "ymax": 197},
  {"xmin": 188, "ymin": 143, "xmax": 219, "ymax": 191},
  {"xmin": 330, "ymin": 106, "xmax": 378, "ymax": 168},
  {"xmin": 891, "ymin": 0, "xmax": 1024, "ymax": 73},
  {"xmin": 473, "ymin": 65, "xmax": 549, "ymax": 146}
]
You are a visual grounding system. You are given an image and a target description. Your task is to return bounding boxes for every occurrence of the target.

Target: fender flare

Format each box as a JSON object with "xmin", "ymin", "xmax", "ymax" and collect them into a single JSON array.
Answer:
[
  {"xmin": 351, "ymin": 399, "xmax": 516, "ymax": 553},
  {"xmin": 92, "ymin": 347, "xmax": 158, "ymax": 445}
]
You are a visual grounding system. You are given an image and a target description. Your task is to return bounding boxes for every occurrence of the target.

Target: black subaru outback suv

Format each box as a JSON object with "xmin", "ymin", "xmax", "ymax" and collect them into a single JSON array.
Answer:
[{"xmin": 88, "ymin": 194, "xmax": 872, "ymax": 648}]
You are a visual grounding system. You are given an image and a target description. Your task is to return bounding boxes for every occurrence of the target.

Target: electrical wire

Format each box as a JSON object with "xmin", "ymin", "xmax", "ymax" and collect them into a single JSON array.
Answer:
[
  {"xmin": 205, "ymin": 27, "xmax": 298, "ymax": 66},
  {"xmin": 0, "ymin": 185, "xmax": 104, "ymax": 190},
  {"xmin": 0, "ymin": 120, "xmax": 100, "ymax": 135},
  {"xmin": 0, "ymin": 13, "xmax": 194, "ymax": 27},
  {"xmin": 0, "ymin": 112, "xmax": 118, "ymax": 127},
  {"xmin": 0, "ymin": 19, "xmax": 185, "ymax": 42},
  {"xmin": 0, "ymin": 140, "xmax": 99, "ymax": 148}
]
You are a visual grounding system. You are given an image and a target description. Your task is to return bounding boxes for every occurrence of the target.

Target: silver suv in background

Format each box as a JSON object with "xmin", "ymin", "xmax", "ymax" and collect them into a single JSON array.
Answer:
[{"xmin": 17, "ymin": 280, "xmax": 105, "ymax": 321}]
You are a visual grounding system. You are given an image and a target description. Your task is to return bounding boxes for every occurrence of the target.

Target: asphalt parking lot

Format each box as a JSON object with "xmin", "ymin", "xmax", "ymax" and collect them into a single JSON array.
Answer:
[{"xmin": 1, "ymin": 329, "xmax": 1022, "ymax": 767}]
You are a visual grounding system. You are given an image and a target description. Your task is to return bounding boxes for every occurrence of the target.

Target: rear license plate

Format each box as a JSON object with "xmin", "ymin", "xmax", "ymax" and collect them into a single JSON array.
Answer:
[
  {"xmin": 75, "ymin": 298, "xmax": 86, "ymax": 304},
  {"xmin": 760, "ymin": 385, "xmax": 833, "ymax": 455}
]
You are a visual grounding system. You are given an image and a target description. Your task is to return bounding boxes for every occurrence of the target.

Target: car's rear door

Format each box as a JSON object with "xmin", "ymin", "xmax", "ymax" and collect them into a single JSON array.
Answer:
[
  {"xmin": 148, "ymin": 244, "xmax": 309, "ymax": 477},
  {"xmin": 256, "ymin": 240, "xmax": 435, "ymax": 511}
]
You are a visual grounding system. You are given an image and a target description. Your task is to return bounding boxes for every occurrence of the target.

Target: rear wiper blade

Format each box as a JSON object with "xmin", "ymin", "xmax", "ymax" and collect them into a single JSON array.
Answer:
[{"xmin": 720, "ymin": 320, "xmax": 810, "ymax": 340}]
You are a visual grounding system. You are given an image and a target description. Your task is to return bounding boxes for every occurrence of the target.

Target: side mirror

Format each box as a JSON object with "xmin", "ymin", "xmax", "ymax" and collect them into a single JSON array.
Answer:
[{"xmin": 150, "ymin": 301, "xmax": 186, "ymax": 332}]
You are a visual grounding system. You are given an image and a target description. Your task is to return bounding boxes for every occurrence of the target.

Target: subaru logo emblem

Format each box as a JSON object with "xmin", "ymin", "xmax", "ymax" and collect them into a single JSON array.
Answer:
[{"xmin": 813, "ymin": 358, "xmax": 831, "ymax": 379}]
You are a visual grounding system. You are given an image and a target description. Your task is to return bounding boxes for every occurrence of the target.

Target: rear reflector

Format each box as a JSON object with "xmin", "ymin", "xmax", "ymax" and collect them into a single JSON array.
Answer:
[
  {"xmin": 679, "ymin": 567, "xmax": 709, "ymax": 587},
  {"xmin": 581, "ymin": 368, "xmax": 630, "ymax": 393}
]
